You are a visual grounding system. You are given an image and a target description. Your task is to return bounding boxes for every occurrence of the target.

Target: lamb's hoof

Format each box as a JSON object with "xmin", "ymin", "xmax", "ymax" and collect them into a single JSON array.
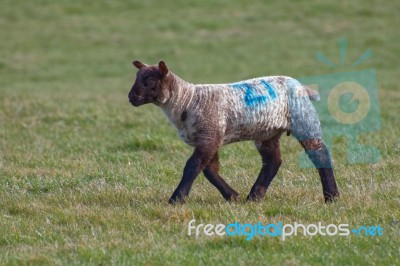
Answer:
[
  {"xmin": 168, "ymin": 197, "xmax": 185, "ymax": 205},
  {"xmin": 324, "ymin": 191, "xmax": 340, "ymax": 203},
  {"xmin": 247, "ymin": 185, "xmax": 266, "ymax": 202},
  {"xmin": 226, "ymin": 191, "xmax": 239, "ymax": 202},
  {"xmin": 246, "ymin": 193, "xmax": 265, "ymax": 202}
]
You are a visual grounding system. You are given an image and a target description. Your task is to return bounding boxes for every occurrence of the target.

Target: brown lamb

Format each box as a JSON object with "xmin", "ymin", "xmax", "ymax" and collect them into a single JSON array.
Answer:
[{"xmin": 128, "ymin": 60, "xmax": 339, "ymax": 204}]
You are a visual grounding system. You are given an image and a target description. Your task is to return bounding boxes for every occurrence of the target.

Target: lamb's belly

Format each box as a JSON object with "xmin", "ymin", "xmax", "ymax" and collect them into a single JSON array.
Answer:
[
  {"xmin": 223, "ymin": 124, "xmax": 277, "ymax": 144},
  {"xmin": 223, "ymin": 112, "xmax": 288, "ymax": 144}
]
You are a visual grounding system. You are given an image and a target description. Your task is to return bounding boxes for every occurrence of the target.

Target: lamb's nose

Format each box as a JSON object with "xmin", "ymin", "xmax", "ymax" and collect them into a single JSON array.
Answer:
[{"xmin": 128, "ymin": 91, "xmax": 134, "ymax": 101}]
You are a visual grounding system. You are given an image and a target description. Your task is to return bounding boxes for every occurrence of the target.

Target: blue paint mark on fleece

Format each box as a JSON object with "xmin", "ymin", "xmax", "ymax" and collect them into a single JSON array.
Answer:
[
  {"xmin": 231, "ymin": 80, "xmax": 277, "ymax": 107},
  {"xmin": 260, "ymin": 80, "xmax": 277, "ymax": 100}
]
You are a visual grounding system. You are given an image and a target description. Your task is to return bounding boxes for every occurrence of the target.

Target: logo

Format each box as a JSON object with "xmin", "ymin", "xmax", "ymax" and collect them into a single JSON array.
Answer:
[
  {"xmin": 297, "ymin": 38, "xmax": 381, "ymax": 166},
  {"xmin": 187, "ymin": 219, "xmax": 384, "ymax": 241}
]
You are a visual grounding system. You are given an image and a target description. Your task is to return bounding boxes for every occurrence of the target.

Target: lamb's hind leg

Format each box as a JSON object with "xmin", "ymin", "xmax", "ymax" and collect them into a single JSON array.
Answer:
[
  {"xmin": 203, "ymin": 152, "xmax": 239, "ymax": 201},
  {"xmin": 247, "ymin": 135, "xmax": 282, "ymax": 201},
  {"xmin": 300, "ymin": 139, "xmax": 339, "ymax": 202}
]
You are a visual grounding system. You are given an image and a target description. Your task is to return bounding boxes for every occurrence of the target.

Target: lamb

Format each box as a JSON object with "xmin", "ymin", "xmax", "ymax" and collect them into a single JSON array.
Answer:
[{"xmin": 128, "ymin": 60, "xmax": 339, "ymax": 204}]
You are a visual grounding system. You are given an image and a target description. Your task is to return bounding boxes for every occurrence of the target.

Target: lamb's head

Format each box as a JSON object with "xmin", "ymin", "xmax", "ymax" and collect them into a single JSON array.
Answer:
[{"xmin": 128, "ymin": 60, "xmax": 171, "ymax": 107}]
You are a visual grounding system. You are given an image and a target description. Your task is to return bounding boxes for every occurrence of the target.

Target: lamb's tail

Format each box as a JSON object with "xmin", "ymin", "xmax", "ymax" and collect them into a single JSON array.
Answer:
[
  {"xmin": 305, "ymin": 87, "xmax": 320, "ymax": 101},
  {"xmin": 286, "ymin": 77, "xmax": 320, "ymax": 101}
]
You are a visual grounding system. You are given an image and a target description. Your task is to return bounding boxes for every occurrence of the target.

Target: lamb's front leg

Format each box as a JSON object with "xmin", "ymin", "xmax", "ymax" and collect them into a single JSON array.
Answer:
[{"xmin": 168, "ymin": 146, "xmax": 217, "ymax": 204}]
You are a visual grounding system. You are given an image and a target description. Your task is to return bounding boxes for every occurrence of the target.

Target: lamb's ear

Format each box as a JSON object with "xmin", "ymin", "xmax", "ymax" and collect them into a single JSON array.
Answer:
[
  {"xmin": 158, "ymin": 61, "xmax": 169, "ymax": 76},
  {"xmin": 133, "ymin": 60, "xmax": 147, "ymax": 69}
]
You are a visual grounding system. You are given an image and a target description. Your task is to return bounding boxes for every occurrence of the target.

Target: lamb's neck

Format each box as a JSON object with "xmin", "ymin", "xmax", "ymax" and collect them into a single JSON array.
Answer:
[{"xmin": 161, "ymin": 73, "xmax": 195, "ymax": 115}]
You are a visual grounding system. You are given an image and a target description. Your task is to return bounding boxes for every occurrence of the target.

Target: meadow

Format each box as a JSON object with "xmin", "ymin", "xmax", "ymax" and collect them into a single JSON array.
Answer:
[{"xmin": 0, "ymin": 0, "xmax": 399, "ymax": 265}]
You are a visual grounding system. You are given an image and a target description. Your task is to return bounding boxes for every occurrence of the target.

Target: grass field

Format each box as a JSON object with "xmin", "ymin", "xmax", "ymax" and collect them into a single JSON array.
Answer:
[{"xmin": 1, "ymin": 0, "xmax": 399, "ymax": 265}]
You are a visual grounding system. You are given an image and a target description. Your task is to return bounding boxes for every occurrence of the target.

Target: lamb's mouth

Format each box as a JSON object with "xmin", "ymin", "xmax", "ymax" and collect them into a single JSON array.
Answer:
[
  {"xmin": 129, "ymin": 97, "xmax": 142, "ymax": 107},
  {"xmin": 129, "ymin": 96, "xmax": 152, "ymax": 107}
]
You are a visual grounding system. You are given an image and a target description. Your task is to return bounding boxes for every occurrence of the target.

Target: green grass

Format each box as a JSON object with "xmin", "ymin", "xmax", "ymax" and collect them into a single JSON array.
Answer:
[{"xmin": 1, "ymin": 0, "xmax": 399, "ymax": 265}]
